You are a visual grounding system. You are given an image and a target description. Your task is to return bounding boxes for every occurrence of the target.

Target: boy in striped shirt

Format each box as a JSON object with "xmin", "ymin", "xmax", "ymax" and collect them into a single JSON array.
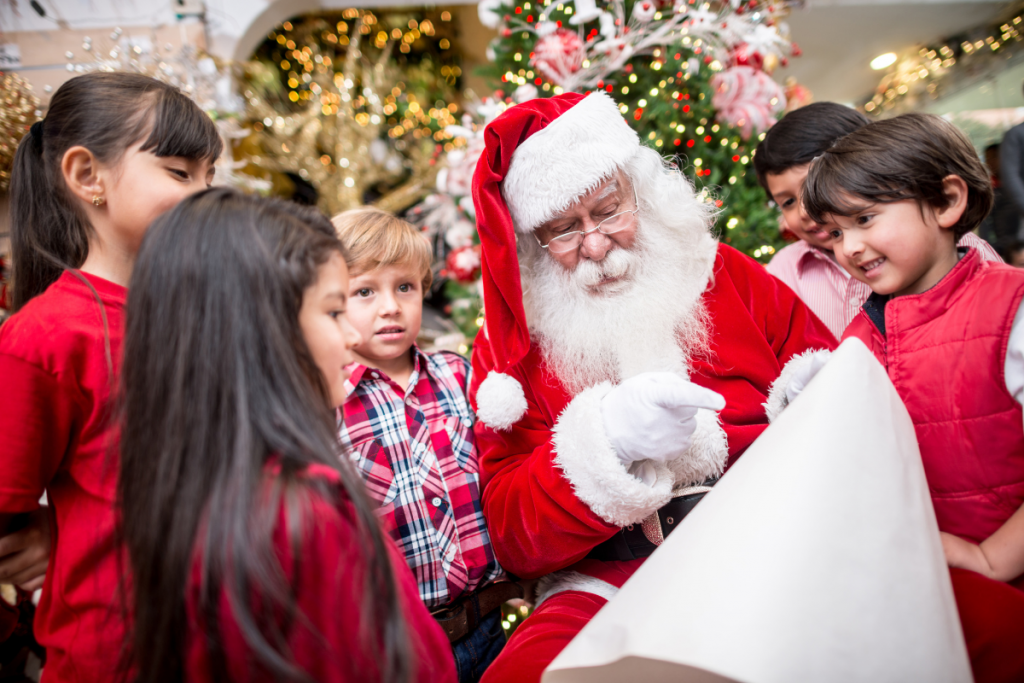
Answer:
[{"xmin": 754, "ymin": 102, "xmax": 1000, "ymax": 338}]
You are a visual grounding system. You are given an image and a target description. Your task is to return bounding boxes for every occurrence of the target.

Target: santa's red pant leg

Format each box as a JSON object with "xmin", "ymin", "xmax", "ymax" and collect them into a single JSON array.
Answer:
[
  {"xmin": 481, "ymin": 570, "xmax": 1024, "ymax": 683},
  {"xmin": 480, "ymin": 591, "xmax": 606, "ymax": 683},
  {"xmin": 950, "ymin": 567, "xmax": 1024, "ymax": 683}
]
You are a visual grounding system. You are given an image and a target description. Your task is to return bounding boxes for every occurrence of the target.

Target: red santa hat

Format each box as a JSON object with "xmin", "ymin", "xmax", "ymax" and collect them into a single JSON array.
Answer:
[{"xmin": 471, "ymin": 91, "xmax": 640, "ymax": 429}]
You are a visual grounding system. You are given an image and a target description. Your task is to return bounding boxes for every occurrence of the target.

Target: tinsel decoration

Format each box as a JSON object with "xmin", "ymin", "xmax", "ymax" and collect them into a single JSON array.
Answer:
[{"xmin": 0, "ymin": 72, "xmax": 41, "ymax": 192}]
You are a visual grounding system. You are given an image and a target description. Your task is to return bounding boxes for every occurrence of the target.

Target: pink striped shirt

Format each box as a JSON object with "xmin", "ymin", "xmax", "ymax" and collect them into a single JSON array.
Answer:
[{"xmin": 765, "ymin": 233, "xmax": 1002, "ymax": 338}]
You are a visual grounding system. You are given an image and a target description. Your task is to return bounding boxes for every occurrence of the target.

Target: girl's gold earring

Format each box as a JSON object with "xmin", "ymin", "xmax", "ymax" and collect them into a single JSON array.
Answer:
[{"xmin": 92, "ymin": 195, "xmax": 106, "ymax": 206}]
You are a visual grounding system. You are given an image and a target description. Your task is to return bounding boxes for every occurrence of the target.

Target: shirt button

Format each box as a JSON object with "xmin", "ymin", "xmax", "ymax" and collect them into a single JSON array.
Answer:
[{"xmin": 431, "ymin": 496, "xmax": 443, "ymax": 507}]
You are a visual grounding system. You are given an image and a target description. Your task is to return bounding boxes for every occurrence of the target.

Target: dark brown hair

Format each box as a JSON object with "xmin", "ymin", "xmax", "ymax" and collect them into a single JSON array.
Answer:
[
  {"xmin": 119, "ymin": 188, "xmax": 412, "ymax": 683},
  {"xmin": 802, "ymin": 113, "xmax": 993, "ymax": 240},
  {"xmin": 9, "ymin": 72, "xmax": 222, "ymax": 312},
  {"xmin": 753, "ymin": 102, "xmax": 870, "ymax": 195}
]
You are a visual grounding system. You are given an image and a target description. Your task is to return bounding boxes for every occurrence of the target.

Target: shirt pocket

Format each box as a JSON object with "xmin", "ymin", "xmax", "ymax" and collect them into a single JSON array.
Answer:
[
  {"xmin": 444, "ymin": 411, "xmax": 479, "ymax": 474},
  {"xmin": 347, "ymin": 438, "xmax": 398, "ymax": 507}
]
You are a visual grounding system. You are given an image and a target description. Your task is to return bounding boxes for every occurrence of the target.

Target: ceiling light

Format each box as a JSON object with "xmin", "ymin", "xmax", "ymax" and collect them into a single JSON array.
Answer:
[{"xmin": 871, "ymin": 52, "xmax": 897, "ymax": 70}]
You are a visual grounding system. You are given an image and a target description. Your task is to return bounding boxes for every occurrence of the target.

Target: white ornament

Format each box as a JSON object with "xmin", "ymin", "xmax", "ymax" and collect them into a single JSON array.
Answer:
[
  {"xmin": 570, "ymin": 0, "xmax": 603, "ymax": 25},
  {"xmin": 632, "ymin": 0, "xmax": 657, "ymax": 23},
  {"xmin": 599, "ymin": 11, "xmax": 617, "ymax": 38},
  {"xmin": 478, "ymin": 0, "xmax": 504, "ymax": 29},
  {"xmin": 514, "ymin": 83, "xmax": 539, "ymax": 102},
  {"xmin": 536, "ymin": 20, "xmax": 558, "ymax": 37},
  {"xmin": 445, "ymin": 219, "xmax": 477, "ymax": 249}
]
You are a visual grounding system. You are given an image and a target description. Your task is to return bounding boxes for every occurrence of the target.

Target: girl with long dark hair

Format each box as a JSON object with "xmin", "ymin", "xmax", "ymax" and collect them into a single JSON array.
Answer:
[
  {"xmin": 0, "ymin": 72, "xmax": 222, "ymax": 681},
  {"xmin": 118, "ymin": 188, "xmax": 456, "ymax": 683}
]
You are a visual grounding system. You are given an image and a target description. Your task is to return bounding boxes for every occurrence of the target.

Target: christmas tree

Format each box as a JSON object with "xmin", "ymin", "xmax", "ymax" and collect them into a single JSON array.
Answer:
[{"xmin": 479, "ymin": 0, "xmax": 798, "ymax": 260}]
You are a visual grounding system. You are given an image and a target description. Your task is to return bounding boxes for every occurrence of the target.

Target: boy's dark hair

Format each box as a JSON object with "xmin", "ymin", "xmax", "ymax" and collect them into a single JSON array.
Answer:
[
  {"xmin": 753, "ymin": 102, "xmax": 870, "ymax": 195},
  {"xmin": 802, "ymin": 113, "xmax": 994, "ymax": 240},
  {"xmin": 9, "ymin": 72, "xmax": 223, "ymax": 312}
]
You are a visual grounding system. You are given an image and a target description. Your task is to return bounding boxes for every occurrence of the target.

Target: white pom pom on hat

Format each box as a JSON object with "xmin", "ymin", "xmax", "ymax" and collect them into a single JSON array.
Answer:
[{"xmin": 475, "ymin": 371, "xmax": 528, "ymax": 431}]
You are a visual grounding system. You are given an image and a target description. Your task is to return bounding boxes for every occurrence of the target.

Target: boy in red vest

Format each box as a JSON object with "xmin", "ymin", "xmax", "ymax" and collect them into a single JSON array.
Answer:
[{"xmin": 801, "ymin": 113, "xmax": 1024, "ymax": 683}]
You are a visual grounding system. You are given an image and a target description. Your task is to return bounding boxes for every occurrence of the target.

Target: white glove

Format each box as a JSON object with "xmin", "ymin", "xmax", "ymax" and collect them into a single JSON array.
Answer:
[
  {"xmin": 784, "ymin": 350, "xmax": 832, "ymax": 405},
  {"xmin": 600, "ymin": 372, "xmax": 726, "ymax": 467}
]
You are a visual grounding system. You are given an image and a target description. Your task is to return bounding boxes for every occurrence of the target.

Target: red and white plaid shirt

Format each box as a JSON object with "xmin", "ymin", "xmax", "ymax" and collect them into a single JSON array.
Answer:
[
  {"xmin": 765, "ymin": 233, "xmax": 1002, "ymax": 338},
  {"xmin": 338, "ymin": 348, "xmax": 502, "ymax": 609}
]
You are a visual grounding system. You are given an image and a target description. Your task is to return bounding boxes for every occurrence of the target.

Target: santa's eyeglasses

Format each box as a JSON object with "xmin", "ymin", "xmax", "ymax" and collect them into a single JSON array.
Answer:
[{"xmin": 537, "ymin": 184, "xmax": 640, "ymax": 255}]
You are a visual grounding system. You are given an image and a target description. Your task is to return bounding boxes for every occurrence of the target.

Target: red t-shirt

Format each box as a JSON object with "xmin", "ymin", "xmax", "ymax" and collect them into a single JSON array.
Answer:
[
  {"xmin": 0, "ymin": 270, "xmax": 127, "ymax": 682},
  {"xmin": 185, "ymin": 464, "xmax": 457, "ymax": 683}
]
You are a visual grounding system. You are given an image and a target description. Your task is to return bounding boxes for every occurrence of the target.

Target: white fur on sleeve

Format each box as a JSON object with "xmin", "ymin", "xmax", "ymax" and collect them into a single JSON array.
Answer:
[
  {"xmin": 666, "ymin": 407, "xmax": 730, "ymax": 489},
  {"xmin": 535, "ymin": 570, "xmax": 620, "ymax": 607},
  {"xmin": 763, "ymin": 349, "xmax": 831, "ymax": 423},
  {"xmin": 552, "ymin": 382, "xmax": 675, "ymax": 527}
]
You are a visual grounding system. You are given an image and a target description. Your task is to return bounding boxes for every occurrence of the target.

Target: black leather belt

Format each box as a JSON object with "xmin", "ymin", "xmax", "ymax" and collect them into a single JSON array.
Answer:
[{"xmin": 586, "ymin": 477, "xmax": 718, "ymax": 562}]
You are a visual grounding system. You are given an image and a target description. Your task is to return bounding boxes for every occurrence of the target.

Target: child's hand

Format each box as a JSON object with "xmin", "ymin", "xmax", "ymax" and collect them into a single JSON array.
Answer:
[
  {"xmin": 0, "ymin": 508, "xmax": 51, "ymax": 592},
  {"xmin": 940, "ymin": 531, "xmax": 997, "ymax": 579}
]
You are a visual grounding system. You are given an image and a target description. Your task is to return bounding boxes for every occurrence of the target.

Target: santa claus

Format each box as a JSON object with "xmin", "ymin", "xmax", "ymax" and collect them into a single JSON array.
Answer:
[{"xmin": 468, "ymin": 91, "xmax": 836, "ymax": 682}]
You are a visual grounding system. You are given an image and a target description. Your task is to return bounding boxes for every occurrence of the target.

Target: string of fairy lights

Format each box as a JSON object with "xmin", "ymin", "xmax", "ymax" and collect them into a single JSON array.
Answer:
[{"xmin": 863, "ymin": 9, "xmax": 1024, "ymax": 115}]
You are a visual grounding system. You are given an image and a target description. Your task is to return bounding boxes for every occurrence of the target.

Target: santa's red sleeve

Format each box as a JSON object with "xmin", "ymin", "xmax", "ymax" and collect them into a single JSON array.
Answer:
[{"xmin": 701, "ymin": 245, "xmax": 838, "ymax": 432}]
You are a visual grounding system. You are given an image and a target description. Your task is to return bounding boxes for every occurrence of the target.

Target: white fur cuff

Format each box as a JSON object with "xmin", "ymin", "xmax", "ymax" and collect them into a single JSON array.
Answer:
[
  {"xmin": 553, "ymin": 382, "xmax": 675, "ymax": 527},
  {"xmin": 667, "ymin": 407, "xmax": 730, "ymax": 489},
  {"xmin": 535, "ymin": 570, "xmax": 620, "ymax": 608},
  {"xmin": 763, "ymin": 349, "xmax": 831, "ymax": 422}
]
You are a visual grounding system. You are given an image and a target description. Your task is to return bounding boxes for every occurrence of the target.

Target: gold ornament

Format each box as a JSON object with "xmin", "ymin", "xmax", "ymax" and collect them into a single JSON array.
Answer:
[
  {"xmin": 92, "ymin": 195, "xmax": 106, "ymax": 206},
  {"xmin": 0, "ymin": 73, "xmax": 41, "ymax": 192}
]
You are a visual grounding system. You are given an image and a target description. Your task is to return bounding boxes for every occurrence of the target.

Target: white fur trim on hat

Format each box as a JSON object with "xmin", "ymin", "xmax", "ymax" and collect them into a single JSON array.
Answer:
[
  {"xmin": 502, "ymin": 92, "xmax": 640, "ymax": 233},
  {"xmin": 666, "ymin": 407, "xmax": 730, "ymax": 489},
  {"xmin": 535, "ymin": 570, "xmax": 619, "ymax": 608},
  {"xmin": 763, "ymin": 349, "xmax": 832, "ymax": 423},
  {"xmin": 552, "ymin": 382, "xmax": 674, "ymax": 527},
  {"xmin": 476, "ymin": 371, "xmax": 529, "ymax": 431}
]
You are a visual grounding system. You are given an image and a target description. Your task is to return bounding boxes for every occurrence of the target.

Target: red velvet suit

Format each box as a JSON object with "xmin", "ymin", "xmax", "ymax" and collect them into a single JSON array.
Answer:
[{"xmin": 470, "ymin": 244, "xmax": 837, "ymax": 682}]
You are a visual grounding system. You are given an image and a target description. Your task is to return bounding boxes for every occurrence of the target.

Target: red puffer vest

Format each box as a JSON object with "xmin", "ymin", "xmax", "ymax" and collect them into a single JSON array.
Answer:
[{"xmin": 843, "ymin": 249, "xmax": 1024, "ymax": 543}]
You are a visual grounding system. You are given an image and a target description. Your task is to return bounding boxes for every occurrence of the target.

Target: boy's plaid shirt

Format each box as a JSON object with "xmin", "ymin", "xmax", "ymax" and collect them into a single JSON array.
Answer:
[{"xmin": 338, "ymin": 348, "xmax": 503, "ymax": 609}]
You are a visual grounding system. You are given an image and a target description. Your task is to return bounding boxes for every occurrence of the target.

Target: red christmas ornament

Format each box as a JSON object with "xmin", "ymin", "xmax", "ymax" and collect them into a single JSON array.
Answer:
[
  {"xmin": 731, "ymin": 43, "xmax": 765, "ymax": 71},
  {"xmin": 446, "ymin": 246, "xmax": 482, "ymax": 283}
]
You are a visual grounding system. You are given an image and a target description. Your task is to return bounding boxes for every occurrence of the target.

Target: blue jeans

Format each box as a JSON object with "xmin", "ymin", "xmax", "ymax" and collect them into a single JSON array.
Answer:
[{"xmin": 452, "ymin": 609, "xmax": 506, "ymax": 683}]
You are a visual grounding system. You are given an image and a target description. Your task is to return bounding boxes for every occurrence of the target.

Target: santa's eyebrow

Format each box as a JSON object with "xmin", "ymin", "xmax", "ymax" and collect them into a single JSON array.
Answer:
[{"xmin": 593, "ymin": 181, "xmax": 619, "ymax": 202}]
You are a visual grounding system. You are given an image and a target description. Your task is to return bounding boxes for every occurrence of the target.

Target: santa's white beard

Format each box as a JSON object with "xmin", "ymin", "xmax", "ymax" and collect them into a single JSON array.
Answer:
[{"xmin": 521, "ymin": 214, "xmax": 717, "ymax": 395}]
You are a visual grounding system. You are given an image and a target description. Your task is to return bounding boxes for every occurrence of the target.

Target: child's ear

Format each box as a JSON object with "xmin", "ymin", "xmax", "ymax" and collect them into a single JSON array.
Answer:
[
  {"xmin": 935, "ymin": 174, "xmax": 969, "ymax": 230},
  {"xmin": 61, "ymin": 146, "xmax": 106, "ymax": 205}
]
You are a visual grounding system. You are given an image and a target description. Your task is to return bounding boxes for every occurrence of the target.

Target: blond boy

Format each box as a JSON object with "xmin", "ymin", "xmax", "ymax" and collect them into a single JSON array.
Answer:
[{"xmin": 332, "ymin": 208, "xmax": 511, "ymax": 683}]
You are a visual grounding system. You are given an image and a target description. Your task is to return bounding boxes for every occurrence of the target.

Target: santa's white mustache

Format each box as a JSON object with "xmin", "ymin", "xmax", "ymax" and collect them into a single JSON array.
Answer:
[{"xmin": 568, "ymin": 248, "xmax": 635, "ymax": 289}]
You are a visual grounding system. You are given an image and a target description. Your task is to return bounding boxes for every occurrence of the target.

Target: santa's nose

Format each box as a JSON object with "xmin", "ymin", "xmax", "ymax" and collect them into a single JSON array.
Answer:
[{"xmin": 579, "ymin": 229, "xmax": 614, "ymax": 261}]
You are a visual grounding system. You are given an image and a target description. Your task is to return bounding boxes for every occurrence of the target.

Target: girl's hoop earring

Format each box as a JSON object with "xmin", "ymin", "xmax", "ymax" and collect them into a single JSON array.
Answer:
[{"xmin": 92, "ymin": 195, "xmax": 106, "ymax": 206}]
